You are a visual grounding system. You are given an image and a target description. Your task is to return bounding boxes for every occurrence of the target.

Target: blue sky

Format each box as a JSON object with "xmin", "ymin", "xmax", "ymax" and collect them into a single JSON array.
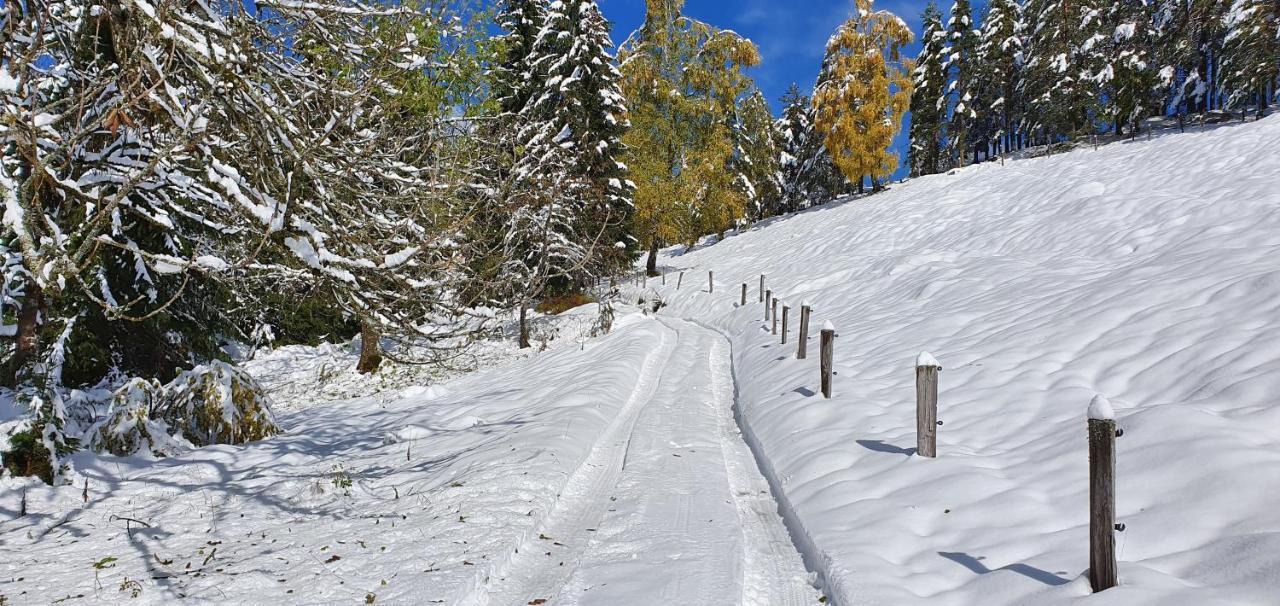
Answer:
[
  {"xmin": 599, "ymin": 0, "xmax": 931, "ymax": 179},
  {"xmin": 600, "ymin": 0, "xmax": 928, "ymax": 113}
]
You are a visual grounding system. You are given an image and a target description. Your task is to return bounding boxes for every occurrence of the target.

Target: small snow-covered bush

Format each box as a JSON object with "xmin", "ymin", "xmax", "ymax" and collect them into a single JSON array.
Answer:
[
  {"xmin": 164, "ymin": 361, "xmax": 279, "ymax": 447},
  {"xmin": 637, "ymin": 288, "xmax": 665, "ymax": 314},
  {"xmin": 87, "ymin": 379, "xmax": 193, "ymax": 458}
]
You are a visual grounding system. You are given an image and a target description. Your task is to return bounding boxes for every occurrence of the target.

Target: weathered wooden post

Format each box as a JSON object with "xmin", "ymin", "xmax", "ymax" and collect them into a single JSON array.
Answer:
[
  {"xmin": 915, "ymin": 352, "xmax": 941, "ymax": 458},
  {"xmin": 764, "ymin": 289, "xmax": 771, "ymax": 320},
  {"xmin": 1088, "ymin": 395, "xmax": 1119, "ymax": 593},
  {"xmin": 759, "ymin": 275, "xmax": 765, "ymax": 302},
  {"xmin": 662, "ymin": 271, "xmax": 666, "ymax": 285},
  {"xmin": 677, "ymin": 271, "xmax": 684, "ymax": 289},
  {"xmin": 771, "ymin": 298, "xmax": 778, "ymax": 334},
  {"xmin": 741, "ymin": 283, "xmax": 747, "ymax": 306},
  {"xmin": 781, "ymin": 305, "xmax": 790, "ymax": 344},
  {"xmin": 819, "ymin": 322, "xmax": 835, "ymax": 398},
  {"xmin": 797, "ymin": 303, "xmax": 811, "ymax": 359},
  {"xmin": 708, "ymin": 270, "xmax": 714, "ymax": 293}
]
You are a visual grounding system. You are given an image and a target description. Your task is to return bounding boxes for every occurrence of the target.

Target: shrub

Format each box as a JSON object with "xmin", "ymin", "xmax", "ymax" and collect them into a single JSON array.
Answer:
[{"xmin": 164, "ymin": 361, "xmax": 280, "ymax": 447}]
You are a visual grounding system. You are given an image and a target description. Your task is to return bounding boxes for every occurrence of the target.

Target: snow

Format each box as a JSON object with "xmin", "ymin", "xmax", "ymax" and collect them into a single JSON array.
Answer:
[
  {"xmin": 1087, "ymin": 394, "xmax": 1115, "ymax": 421},
  {"xmin": 916, "ymin": 351, "xmax": 940, "ymax": 368},
  {"xmin": 646, "ymin": 115, "xmax": 1280, "ymax": 604},
  {"xmin": 4, "ymin": 109, "xmax": 1280, "ymax": 605}
]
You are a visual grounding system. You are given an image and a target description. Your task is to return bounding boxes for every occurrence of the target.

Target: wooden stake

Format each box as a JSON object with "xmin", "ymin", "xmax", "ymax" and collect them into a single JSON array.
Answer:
[
  {"xmin": 819, "ymin": 324, "xmax": 834, "ymax": 398},
  {"xmin": 797, "ymin": 304, "xmax": 811, "ymax": 359},
  {"xmin": 771, "ymin": 298, "xmax": 778, "ymax": 334},
  {"xmin": 708, "ymin": 270, "xmax": 713, "ymax": 293},
  {"xmin": 915, "ymin": 353, "xmax": 940, "ymax": 458},
  {"xmin": 781, "ymin": 305, "xmax": 790, "ymax": 344},
  {"xmin": 764, "ymin": 289, "xmax": 771, "ymax": 320},
  {"xmin": 759, "ymin": 275, "xmax": 765, "ymax": 302},
  {"xmin": 741, "ymin": 283, "xmax": 747, "ymax": 306},
  {"xmin": 677, "ymin": 271, "xmax": 684, "ymax": 289},
  {"xmin": 1089, "ymin": 396, "xmax": 1119, "ymax": 593}
]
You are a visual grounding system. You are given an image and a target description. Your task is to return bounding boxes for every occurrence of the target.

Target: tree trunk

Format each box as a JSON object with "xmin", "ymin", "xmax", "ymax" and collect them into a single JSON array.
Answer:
[
  {"xmin": 645, "ymin": 240, "xmax": 658, "ymax": 276},
  {"xmin": 356, "ymin": 319, "xmax": 383, "ymax": 374},
  {"xmin": 518, "ymin": 300, "xmax": 531, "ymax": 349},
  {"xmin": 5, "ymin": 283, "xmax": 43, "ymax": 387}
]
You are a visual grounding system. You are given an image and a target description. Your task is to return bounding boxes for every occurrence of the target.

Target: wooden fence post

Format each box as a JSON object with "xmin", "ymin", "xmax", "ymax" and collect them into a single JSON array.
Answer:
[
  {"xmin": 677, "ymin": 271, "xmax": 684, "ymax": 290},
  {"xmin": 764, "ymin": 289, "xmax": 771, "ymax": 320},
  {"xmin": 781, "ymin": 305, "xmax": 790, "ymax": 344},
  {"xmin": 741, "ymin": 283, "xmax": 747, "ymax": 306},
  {"xmin": 708, "ymin": 270, "xmax": 714, "ymax": 293},
  {"xmin": 797, "ymin": 303, "xmax": 811, "ymax": 359},
  {"xmin": 1088, "ymin": 395, "xmax": 1119, "ymax": 593},
  {"xmin": 662, "ymin": 271, "xmax": 666, "ymax": 285},
  {"xmin": 759, "ymin": 275, "xmax": 765, "ymax": 302},
  {"xmin": 820, "ymin": 322, "xmax": 835, "ymax": 398},
  {"xmin": 771, "ymin": 298, "xmax": 778, "ymax": 334},
  {"xmin": 915, "ymin": 352, "xmax": 940, "ymax": 458}
]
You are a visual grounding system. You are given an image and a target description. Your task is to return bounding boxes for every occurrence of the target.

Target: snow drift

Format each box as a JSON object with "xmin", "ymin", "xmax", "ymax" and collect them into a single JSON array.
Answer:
[{"xmin": 654, "ymin": 115, "xmax": 1280, "ymax": 604}]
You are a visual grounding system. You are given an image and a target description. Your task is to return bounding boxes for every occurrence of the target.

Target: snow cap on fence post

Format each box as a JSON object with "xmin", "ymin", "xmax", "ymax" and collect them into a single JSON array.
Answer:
[{"xmin": 1088, "ymin": 394, "xmax": 1115, "ymax": 420}]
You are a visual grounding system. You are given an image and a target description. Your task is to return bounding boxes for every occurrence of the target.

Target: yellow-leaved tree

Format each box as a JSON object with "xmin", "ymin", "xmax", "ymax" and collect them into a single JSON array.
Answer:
[
  {"xmin": 813, "ymin": 0, "xmax": 914, "ymax": 192},
  {"xmin": 619, "ymin": 0, "xmax": 761, "ymax": 274}
]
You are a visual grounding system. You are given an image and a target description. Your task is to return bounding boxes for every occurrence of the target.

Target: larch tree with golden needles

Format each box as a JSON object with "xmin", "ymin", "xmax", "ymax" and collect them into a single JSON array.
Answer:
[
  {"xmin": 619, "ymin": 0, "xmax": 761, "ymax": 274},
  {"xmin": 813, "ymin": 0, "xmax": 914, "ymax": 192}
]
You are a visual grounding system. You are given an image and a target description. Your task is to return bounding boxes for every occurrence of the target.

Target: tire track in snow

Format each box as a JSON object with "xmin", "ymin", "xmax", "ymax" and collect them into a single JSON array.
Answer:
[
  {"xmin": 452, "ymin": 320, "xmax": 677, "ymax": 606},
  {"xmin": 705, "ymin": 331, "xmax": 820, "ymax": 605}
]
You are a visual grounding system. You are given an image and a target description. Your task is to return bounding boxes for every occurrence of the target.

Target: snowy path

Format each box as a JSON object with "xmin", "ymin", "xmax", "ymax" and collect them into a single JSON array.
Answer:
[{"xmin": 459, "ymin": 318, "xmax": 821, "ymax": 605}]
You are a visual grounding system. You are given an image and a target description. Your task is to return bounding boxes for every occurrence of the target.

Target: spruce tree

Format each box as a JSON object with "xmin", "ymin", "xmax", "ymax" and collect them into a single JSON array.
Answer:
[
  {"xmin": 777, "ymin": 84, "xmax": 847, "ymax": 210},
  {"xmin": 493, "ymin": 0, "xmax": 547, "ymax": 117},
  {"xmin": 1097, "ymin": 0, "xmax": 1160, "ymax": 134},
  {"xmin": 910, "ymin": 2, "xmax": 948, "ymax": 175},
  {"xmin": 504, "ymin": 0, "xmax": 634, "ymax": 346},
  {"xmin": 1221, "ymin": 0, "xmax": 1280, "ymax": 116},
  {"xmin": 972, "ymin": 0, "xmax": 1023, "ymax": 155},
  {"xmin": 1020, "ymin": 0, "xmax": 1092, "ymax": 142},
  {"xmin": 733, "ymin": 91, "xmax": 785, "ymax": 220},
  {"xmin": 943, "ymin": 0, "xmax": 980, "ymax": 166}
]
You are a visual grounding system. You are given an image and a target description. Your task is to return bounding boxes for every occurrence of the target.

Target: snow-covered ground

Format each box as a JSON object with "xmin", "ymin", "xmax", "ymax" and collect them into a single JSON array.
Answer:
[
  {"xmin": 3, "ymin": 115, "xmax": 1279, "ymax": 605},
  {"xmin": 650, "ymin": 115, "xmax": 1280, "ymax": 604}
]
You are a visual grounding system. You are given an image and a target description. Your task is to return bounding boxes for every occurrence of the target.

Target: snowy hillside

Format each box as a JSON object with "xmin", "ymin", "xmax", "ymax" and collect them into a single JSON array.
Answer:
[
  {"xmin": 2, "ymin": 116, "xmax": 1278, "ymax": 606},
  {"xmin": 652, "ymin": 115, "xmax": 1280, "ymax": 604}
]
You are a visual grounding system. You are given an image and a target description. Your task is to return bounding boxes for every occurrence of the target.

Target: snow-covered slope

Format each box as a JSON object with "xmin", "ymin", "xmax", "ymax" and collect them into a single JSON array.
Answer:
[
  {"xmin": 651, "ymin": 115, "xmax": 1280, "ymax": 604},
  {"xmin": 3, "ymin": 117, "xmax": 1277, "ymax": 606}
]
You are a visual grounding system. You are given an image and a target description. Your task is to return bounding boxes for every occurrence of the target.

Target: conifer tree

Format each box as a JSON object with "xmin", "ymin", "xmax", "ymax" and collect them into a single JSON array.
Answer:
[
  {"xmin": 733, "ymin": 91, "xmax": 785, "ymax": 220},
  {"xmin": 911, "ymin": 2, "xmax": 949, "ymax": 175},
  {"xmin": 500, "ymin": 0, "xmax": 634, "ymax": 347},
  {"xmin": 972, "ymin": 0, "xmax": 1024, "ymax": 156},
  {"xmin": 1020, "ymin": 0, "xmax": 1092, "ymax": 141},
  {"xmin": 814, "ymin": 0, "xmax": 914, "ymax": 191},
  {"xmin": 1094, "ymin": 0, "xmax": 1160, "ymax": 134},
  {"xmin": 777, "ymin": 84, "xmax": 848, "ymax": 210},
  {"xmin": 943, "ymin": 0, "xmax": 981, "ymax": 165},
  {"xmin": 1221, "ymin": 0, "xmax": 1280, "ymax": 116}
]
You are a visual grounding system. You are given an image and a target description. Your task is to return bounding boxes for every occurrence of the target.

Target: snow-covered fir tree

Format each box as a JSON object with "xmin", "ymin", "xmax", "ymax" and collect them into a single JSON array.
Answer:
[
  {"xmin": 504, "ymin": 0, "xmax": 634, "ymax": 347},
  {"xmin": 493, "ymin": 0, "xmax": 548, "ymax": 117},
  {"xmin": 777, "ymin": 84, "xmax": 848, "ymax": 210},
  {"xmin": 1221, "ymin": 0, "xmax": 1280, "ymax": 116},
  {"xmin": 942, "ymin": 0, "xmax": 981, "ymax": 165},
  {"xmin": 1020, "ymin": 0, "xmax": 1092, "ymax": 141},
  {"xmin": 1092, "ymin": 0, "xmax": 1160, "ymax": 134},
  {"xmin": 971, "ymin": 0, "xmax": 1024, "ymax": 156},
  {"xmin": 911, "ymin": 1, "xmax": 950, "ymax": 175},
  {"xmin": 733, "ymin": 91, "xmax": 785, "ymax": 220}
]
